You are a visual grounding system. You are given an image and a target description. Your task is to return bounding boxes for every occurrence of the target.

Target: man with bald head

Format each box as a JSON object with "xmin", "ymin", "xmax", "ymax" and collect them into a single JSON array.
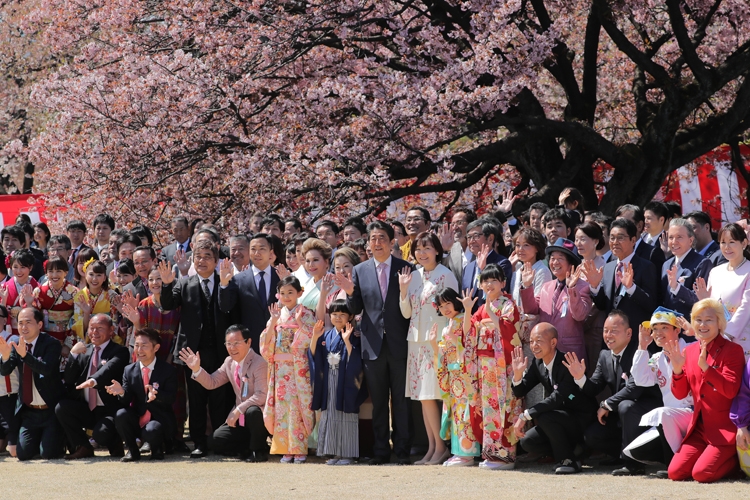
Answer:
[
  {"xmin": 510, "ymin": 323, "xmax": 598, "ymax": 474},
  {"xmin": 56, "ymin": 314, "xmax": 131, "ymax": 459}
]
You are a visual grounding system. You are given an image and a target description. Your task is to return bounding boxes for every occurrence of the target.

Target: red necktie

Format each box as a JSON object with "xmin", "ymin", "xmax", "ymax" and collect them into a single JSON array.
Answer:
[
  {"xmin": 88, "ymin": 346, "xmax": 100, "ymax": 411},
  {"xmin": 139, "ymin": 366, "xmax": 151, "ymax": 427},
  {"xmin": 22, "ymin": 343, "xmax": 33, "ymax": 406},
  {"xmin": 234, "ymin": 363, "xmax": 245, "ymax": 427}
]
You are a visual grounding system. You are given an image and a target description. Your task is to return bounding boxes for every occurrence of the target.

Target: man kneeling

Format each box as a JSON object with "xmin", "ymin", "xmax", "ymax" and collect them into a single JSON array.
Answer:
[{"xmin": 179, "ymin": 324, "xmax": 269, "ymax": 462}]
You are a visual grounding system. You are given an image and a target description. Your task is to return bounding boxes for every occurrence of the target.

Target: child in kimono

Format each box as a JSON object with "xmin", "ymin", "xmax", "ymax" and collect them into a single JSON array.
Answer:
[
  {"xmin": 260, "ymin": 276, "xmax": 316, "ymax": 464},
  {"xmin": 431, "ymin": 288, "xmax": 481, "ymax": 467},
  {"xmin": 466, "ymin": 263, "xmax": 521, "ymax": 470},
  {"xmin": 0, "ymin": 250, "xmax": 39, "ymax": 335},
  {"xmin": 310, "ymin": 299, "xmax": 366, "ymax": 465}
]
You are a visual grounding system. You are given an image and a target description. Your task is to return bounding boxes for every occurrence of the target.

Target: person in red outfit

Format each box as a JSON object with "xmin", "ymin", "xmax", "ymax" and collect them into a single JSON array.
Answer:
[{"xmin": 664, "ymin": 298, "xmax": 745, "ymax": 483}]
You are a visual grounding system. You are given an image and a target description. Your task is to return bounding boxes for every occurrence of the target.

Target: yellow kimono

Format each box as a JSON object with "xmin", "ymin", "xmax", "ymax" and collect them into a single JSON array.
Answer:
[{"xmin": 71, "ymin": 288, "xmax": 122, "ymax": 344}]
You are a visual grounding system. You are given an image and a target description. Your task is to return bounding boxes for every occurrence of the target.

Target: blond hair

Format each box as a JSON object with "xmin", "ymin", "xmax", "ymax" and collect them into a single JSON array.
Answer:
[
  {"xmin": 300, "ymin": 237, "xmax": 333, "ymax": 262},
  {"xmin": 691, "ymin": 298, "xmax": 727, "ymax": 333}
]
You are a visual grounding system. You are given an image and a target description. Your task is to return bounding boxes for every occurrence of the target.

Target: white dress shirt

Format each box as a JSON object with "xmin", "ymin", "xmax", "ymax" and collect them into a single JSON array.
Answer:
[
  {"xmin": 24, "ymin": 335, "xmax": 46, "ymax": 405},
  {"xmin": 590, "ymin": 251, "xmax": 637, "ymax": 296}
]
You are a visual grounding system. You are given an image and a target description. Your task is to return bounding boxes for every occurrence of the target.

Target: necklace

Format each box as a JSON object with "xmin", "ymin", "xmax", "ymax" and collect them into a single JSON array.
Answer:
[{"xmin": 729, "ymin": 258, "xmax": 747, "ymax": 272}]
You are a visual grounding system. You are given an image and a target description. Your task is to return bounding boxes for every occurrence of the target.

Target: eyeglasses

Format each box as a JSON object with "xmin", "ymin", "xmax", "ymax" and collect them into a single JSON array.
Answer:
[
  {"xmin": 224, "ymin": 341, "xmax": 247, "ymax": 348},
  {"xmin": 193, "ymin": 254, "xmax": 215, "ymax": 262},
  {"xmin": 466, "ymin": 233, "xmax": 484, "ymax": 241}
]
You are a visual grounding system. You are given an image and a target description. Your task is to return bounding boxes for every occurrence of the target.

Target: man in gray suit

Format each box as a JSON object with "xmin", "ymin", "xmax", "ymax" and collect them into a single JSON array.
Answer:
[
  {"xmin": 160, "ymin": 216, "xmax": 191, "ymax": 266},
  {"xmin": 441, "ymin": 206, "xmax": 477, "ymax": 285}
]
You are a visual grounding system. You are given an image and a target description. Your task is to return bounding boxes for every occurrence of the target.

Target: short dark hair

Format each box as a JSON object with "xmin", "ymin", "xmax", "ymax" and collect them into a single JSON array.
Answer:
[
  {"xmin": 229, "ymin": 234, "xmax": 250, "ymax": 246},
  {"xmin": 610, "ymin": 218, "xmax": 637, "ymax": 239},
  {"xmin": 685, "ymin": 210, "xmax": 711, "ymax": 227},
  {"xmin": 131, "ymin": 225, "xmax": 154, "ymax": 247},
  {"xmin": 250, "ymin": 233, "xmax": 275, "ymax": 250},
  {"xmin": 1, "ymin": 225, "xmax": 25, "ymax": 243},
  {"xmin": 114, "ymin": 233, "xmax": 140, "ymax": 256},
  {"xmin": 367, "ymin": 220, "xmax": 394, "ymax": 241},
  {"xmin": 133, "ymin": 245, "xmax": 157, "ymax": 260},
  {"xmin": 406, "ymin": 206, "xmax": 431, "ymax": 223},
  {"xmin": 277, "ymin": 275, "xmax": 303, "ymax": 292},
  {"xmin": 21, "ymin": 307, "xmax": 44, "ymax": 324},
  {"xmin": 16, "ymin": 221, "xmax": 34, "ymax": 242},
  {"xmin": 195, "ymin": 227, "xmax": 220, "ymax": 244},
  {"xmin": 665, "ymin": 201, "xmax": 682, "ymax": 218},
  {"xmin": 479, "ymin": 263, "xmax": 507, "ymax": 283},
  {"xmin": 135, "ymin": 328, "xmax": 161, "ymax": 346},
  {"xmin": 529, "ymin": 202, "xmax": 550, "ymax": 214},
  {"xmin": 33, "ymin": 222, "xmax": 51, "ymax": 243},
  {"xmin": 389, "ymin": 220, "xmax": 406, "ymax": 236},
  {"xmin": 452, "ymin": 206, "xmax": 477, "ymax": 223},
  {"xmin": 285, "ymin": 218, "xmax": 303, "ymax": 231},
  {"xmin": 434, "ymin": 288, "xmax": 463, "ymax": 316},
  {"xmin": 542, "ymin": 208, "xmax": 572, "ymax": 230},
  {"xmin": 576, "ymin": 222, "xmax": 605, "ymax": 251},
  {"xmin": 66, "ymin": 220, "xmax": 86, "ymax": 232},
  {"xmin": 116, "ymin": 258, "xmax": 136, "ymax": 275},
  {"xmin": 513, "ymin": 227, "xmax": 547, "ymax": 262},
  {"xmin": 270, "ymin": 234, "xmax": 285, "ymax": 266},
  {"xmin": 92, "ymin": 213, "xmax": 115, "ymax": 231},
  {"xmin": 317, "ymin": 220, "xmax": 340, "ymax": 235},
  {"xmin": 110, "ymin": 228, "xmax": 128, "ymax": 239},
  {"xmin": 292, "ymin": 232, "xmax": 311, "ymax": 248},
  {"xmin": 607, "ymin": 309, "xmax": 630, "ymax": 328},
  {"xmin": 9, "ymin": 249, "xmax": 35, "ymax": 268},
  {"xmin": 226, "ymin": 324, "xmax": 252, "ymax": 341},
  {"xmin": 644, "ymin": 201, "xmax": 669, "ymax": 221},
  {"xmin": 45, "ymin": 256, "xmax": 69, "ymax": 273},
  {"xmin": 172, "ymin": 216, "xmax": 189, "ymax": 227},
  {"xmin": 615, "ymin": 204, "xmax": 644, "ymax": 224},
  {"xmin": 327, "ymin": 299, "xmax": 353, "ymax": 316},
  {"xmin": 410, "ymin": 232, "xmax": 444, "ymax": 261},
  {"xmin": 49, "ymin": 234, "xmax": 72, "ymax": 250},
  {"xmin": 261, "ymin": 214, "xmax": 283, "ymax": 230},
  {"xmin": 0, "ymin": 304, "xmax": 8, "ymax": 318},
  {"xmin": 343, "ymin": 217, "xmax": 367, "ymax": 235},
  {"xmin": 15, "ymin": 214, "xmax": 31, "ymax": 224},
  {"xmin": 193, "ymin": 239, "xmax": 219, "ymax": 262}
]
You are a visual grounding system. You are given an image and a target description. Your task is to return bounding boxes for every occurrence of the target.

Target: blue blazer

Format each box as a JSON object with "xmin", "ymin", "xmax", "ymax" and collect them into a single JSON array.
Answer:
[
  {"xmin": 310, "ymin": 328, "xmax": 367, "ymax": 413},
  {"xmin": 120, "ymin": 359, "xmax": 177, "ymax": 437},
  {"xmin": 461, "ymin": 250, "xmax": 512, "ymax": 313},
  {"xmin": 0, "ymin": 332, "xmax": 64, "ymax": 414},
  {"xmin": 661, "ymin": 249, "xmax": 712, "ymax": 320},
  {"xmin": 218, "ymin": 268, "xmax": 279, "ymax": 354},
  {"xmin": 346, "ymin": 256, "xmax": 414, "ymax": 361}
]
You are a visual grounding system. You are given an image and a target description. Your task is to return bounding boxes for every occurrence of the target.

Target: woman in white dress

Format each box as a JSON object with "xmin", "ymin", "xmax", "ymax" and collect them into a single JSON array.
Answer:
[{"xmin": 399, "ymin": 232, "xmax": 459, "ymax": 465}]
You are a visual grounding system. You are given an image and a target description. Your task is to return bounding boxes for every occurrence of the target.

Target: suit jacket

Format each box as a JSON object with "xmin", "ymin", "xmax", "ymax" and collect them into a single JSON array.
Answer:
[
  {"xmin": 194, "ymin": 349, "xmax": 268, "ymax": 412},
  {"xmin": 346, "ymin": 256, "xmax": 414, "ymax": 361},
  {"xmin": 661, "ymin": 249, "xmax": 712, "ymax": 319},
  {"xmin": 511, "ymin": 349, "xmax": 598, "ymax": 419},
  {"xmin": 461, "ymin": 250, "xmax": 513, "ymax": 313},
  {"xmin": 218, "ymin": 268, "xmax": 279, "ymax": 354},
  {"xmin": 672, "ymin": 335, "xmax": 744, "ymax": 446},
  {"xmin": 580, "ymin": 343, "xmax": 661, "ymax": 411},
  {"xmin": 159, "ymin": 240, "xmax": 189, "ymax": 266},
  {"xmin": 0, "ymin": 332, "xmax": 64, "ymax": 414},
  {"xmin": 702, "ymin": 240, "xmax": 727, "ymax": 267},
  {"xmin": 591, "ymin": 255, "xmax": 658, "ymax": 338},
  {"xmin": 120, "ymin": 359, "xmax": 177, "ymax": 435},
  {"xmin": 63, "ymin": 341, "xmax": 130, "ymax": 411},
  {"xmin": 634, "ymin": 239, "xmax": 666, "ymax": 281},
  {"xmin": 123, "ymin": 276, "xmax": 149, "ymax": 303},
  {"xmin": 442, "ymin": 241, "xmax": 466, "ymax": 286},
  {"xmin": 160, "ymin": 273, "xmax": 234, "ymax": 359}
]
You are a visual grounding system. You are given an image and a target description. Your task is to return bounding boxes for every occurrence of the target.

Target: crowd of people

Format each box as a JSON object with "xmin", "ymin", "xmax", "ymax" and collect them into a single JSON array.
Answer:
[{"xmin": 1, "ymin": 188, "xmax": 750, "ymax": 484}]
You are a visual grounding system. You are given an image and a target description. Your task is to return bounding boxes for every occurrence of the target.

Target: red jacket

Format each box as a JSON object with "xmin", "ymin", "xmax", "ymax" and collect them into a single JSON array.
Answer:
[{"xmin": 671, "ymin": 334, "xmax": 745, "ymax": 446}]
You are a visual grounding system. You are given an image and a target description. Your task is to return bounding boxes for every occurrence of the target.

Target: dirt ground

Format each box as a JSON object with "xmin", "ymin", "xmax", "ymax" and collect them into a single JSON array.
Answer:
[{"xmin": 0, "ymin": 451, "xmax": 747, "ymax": 499}]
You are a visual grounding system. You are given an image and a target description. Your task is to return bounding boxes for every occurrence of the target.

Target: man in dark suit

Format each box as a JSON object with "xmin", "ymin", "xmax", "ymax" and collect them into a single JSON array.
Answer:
[
  {"xmin": 55, "ymin": 314, "xmax": 130, "ymax": 459},
  {"xmin": 584, "ymin": 218, "xmax": 659, "ymax": 346},
  {"xmin": 123, "ymin": 246, "xmax": 156, "ymax": 301},
  {"xmin": 338, "ymin": 220, "xmax": 415, "ymax": 465},
  {"xmin": 662, "ymin": 219, "xmax": 712, "ymax": 320},
  {"xmin": 686, "ymin": 211, "xmax": 727, "ymax": 267},
  {"xmin": 66, "ymin": 220, "xmax": 90, "ymax": 266},
  {"xmin": 0, "ymin": 307, "xmax": 65, "ymax": 460},
  {"xmin": 615, "ymin": 204, "xmax": 666, "ymax": 273},
  {"xmin": 511, "ymin": 323, "xmax": 598, "ymax": 475},
  {"xmin": 108, "ymin": 328, "xmax": 177, "ymax": 462},
  {"xmin": 462, "ymin": 219, "xmax": 512, "ymax": 312},
  {"xmin": 160, "ymin": 216, "xmax": 191, "ymax": 266},
  {"xmin": 219, "ymin": 233, "xmax": 279, "ymax": 353},
  {"xmin": 441, "ymin": 206, "xmax": 477, "ymax": 285},
  {"xmin": 160, "ymin": 239, "xmax": 234, "ymax": 458},
  {"xmin": 563, "ymin": 310, "xmax": 663, "ymax": 475}
]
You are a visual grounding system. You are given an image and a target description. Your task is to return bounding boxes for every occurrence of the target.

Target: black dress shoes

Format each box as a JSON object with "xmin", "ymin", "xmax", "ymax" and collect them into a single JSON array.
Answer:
[
  {"xmin": 139, "ymin": 442, "xmax": 151, "ymax": 454},
  {"xmin": 612, "ymin": 466, "xmax": 645, "ymax": 476},
  {"xmin": 191, "ymin": 447, "xmax": 207, "ymax": 458},
  {"xmin": 150, "ymin": 447, "xmax": 165, "ymax": 460},
  {"xmin": 248, "ymin": 451, "xmax": 269, "ymax": 463},
  {"xmin": 396, "ymin": 454, "xmax": 412, "ymax": 465},
  {"xmin": 368, "ymin": 456, "xmax": 390, "ymax": 465},
  {"xmin": 121, "ymin": 451, "xmax": 141, "ymax": 462}
]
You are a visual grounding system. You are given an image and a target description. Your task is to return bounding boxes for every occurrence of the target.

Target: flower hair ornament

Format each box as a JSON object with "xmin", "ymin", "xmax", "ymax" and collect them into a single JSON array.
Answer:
[
  {"xmin": 4, "ymin": 255, "xmax": 9, "ymax": 269},
  {"xmin": 82, "ymin": 257, "xmax": 96, "ymax": 273}
]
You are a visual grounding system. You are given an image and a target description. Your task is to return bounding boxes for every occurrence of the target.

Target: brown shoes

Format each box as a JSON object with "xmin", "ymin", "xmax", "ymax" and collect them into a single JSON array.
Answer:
[{"xmin": 65, "ymin": 445, "xmax": 95, "ymax": 460}]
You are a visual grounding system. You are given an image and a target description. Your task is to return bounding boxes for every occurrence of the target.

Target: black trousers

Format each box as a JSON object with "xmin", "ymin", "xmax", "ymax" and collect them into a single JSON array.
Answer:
[
  {"xmin": 521, "ymin": 410, "xmax": 587, "ymax": 463},
  {"xmin": 362, "ymin": 336, "xmax": 412, "ymax": 458},
  {"xmin": 55, "ymin": 399, "xmax": 120, "ymax": 452},
  {"xmin": 212, "ymin": 406, "xmax": 268, "ymax": 455},
  {"xmin": 0, "ymin": 394, "xmax": 19, "ymax": 446},
  {"xmin": 628, "ymin": 425, "xmax": 675, "ymax": 465},
  {"xmin": 115, "ymin": 408, "xmax": 168, "ymax": 454},
  {"xmin": 17, "ymin": 406, "xmax": 65, "ymax": 461},
  {"xmin": 184, "ymin": 348, "xmax": 232, "ymax": 449}
]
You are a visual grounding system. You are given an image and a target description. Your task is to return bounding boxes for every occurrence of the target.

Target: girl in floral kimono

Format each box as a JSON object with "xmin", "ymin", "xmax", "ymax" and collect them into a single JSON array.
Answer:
[
  {"xmin": 260, "ymin": 276, "xmax": 316, "ymax": 463},
  {"xmin": 466, "ymin": 263, "xmax": 521, "ymax": 470},
  {"xmin": 0, "ymin": 250, "xmax": 40, "ymax": 335},
  {"xmin": 34, "ymin": 257, "xmax": 79, "ymax": 345},
  {"xmin": 431, "ymin": 288, "xmax": 481, "ymax": 467}
]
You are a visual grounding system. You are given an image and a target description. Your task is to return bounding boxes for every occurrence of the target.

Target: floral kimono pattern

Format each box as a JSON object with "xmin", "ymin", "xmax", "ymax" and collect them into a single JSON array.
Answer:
[
  {"xmin": 260, "ymin": 305, "xmax": 316, "ymax": 455},
  {"xmin": 2, "ymin": 277, "xmax": 40, "ymax": 335},
  {"xmin": 471, "ymin": 293, "xmax": 522, "ymax": 462},
  {"xmin": 71, "ymin": 288, "xmax": 120, "ymax": 343},
  {"xmin": 437, "ymin": 313, "xmax": 481, "ymax": 457},
  {"xmin": 34, "ymin": 281, "xmax": 79, "ymax": 344}
]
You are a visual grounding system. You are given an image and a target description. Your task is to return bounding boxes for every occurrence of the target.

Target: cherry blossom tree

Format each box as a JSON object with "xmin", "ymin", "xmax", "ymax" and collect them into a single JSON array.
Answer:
[{"xmin": 4, "ymin": 0, "xmax": 750, "ymax": 229}]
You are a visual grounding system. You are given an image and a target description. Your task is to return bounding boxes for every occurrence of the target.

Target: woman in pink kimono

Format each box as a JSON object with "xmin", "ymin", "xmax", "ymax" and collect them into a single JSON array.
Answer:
[{"xmin": 260, "ymin": 276, "xmax": 316, "ymax": 464}]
